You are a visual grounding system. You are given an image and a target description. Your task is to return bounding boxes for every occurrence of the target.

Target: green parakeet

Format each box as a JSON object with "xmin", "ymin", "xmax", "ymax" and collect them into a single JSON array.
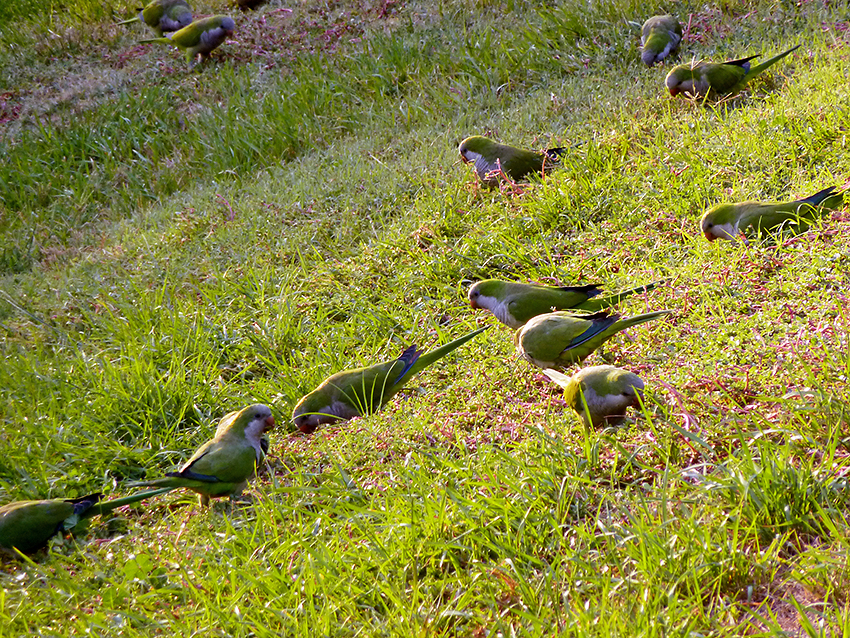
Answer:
[
  {"xmin": 665, "ymin": 44, "xmax": 801, "ymax": 99},
  {"xmin": 0, "ymin": 488, "xmax": 172, "ymax": 554},
  {"xmin": 459, "ymin": 136, "xmax": 568, "ymax": 186},
  {"xmin": 128, "ymin": 404, "xmax": 275, "ymax": 506},
  {"xmin": 515, "ymin": 309, "xmax": 671, "ymax": 369},
  {"xmin": 117, "ymin": 0, "xmax": 193, "ymax": 37},
  {"xmin": 140, "ymin": 15, "xmax": 236, "ymax": 65},
  {"xmin": 641, "ymin": 15, "xmax": 683, "ymax": 66},
  {"xmin": 701, "ymin": 186, "xmax": 845, "ymax": 242},
  {"xmin": 293, "ymin": 327, "xmax": 489, "ymax": 433},
  {"xmin": 543, "ymin": 365, "xmax": 644, "ymax": 427},
  {"xmin": 469, "ymin": 279, "xmax": 664, "ymax": 329}
]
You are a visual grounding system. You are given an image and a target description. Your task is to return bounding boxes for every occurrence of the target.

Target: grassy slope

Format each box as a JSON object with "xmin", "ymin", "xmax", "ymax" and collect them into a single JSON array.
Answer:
[{"xmin": 2, "ymin": 0, "xmax": 850, "ymax": 634}]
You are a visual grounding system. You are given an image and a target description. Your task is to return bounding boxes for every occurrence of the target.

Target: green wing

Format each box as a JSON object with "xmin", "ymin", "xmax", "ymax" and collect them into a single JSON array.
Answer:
[
  {"xmin": 178, "ymin": 438, "xmax": 259, "ymax": 484},
  {"xmin": 703, "ymin": 62, "xmax": 748, "ymax": 94},
  {"xmin": 508, "ymin": 286, "xmax": 598, "ymax": 323}
]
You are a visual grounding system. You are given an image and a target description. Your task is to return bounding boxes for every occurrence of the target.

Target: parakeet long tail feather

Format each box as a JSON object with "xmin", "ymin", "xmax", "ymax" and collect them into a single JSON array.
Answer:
[
  {"xmin": 746, "ymin": 44, "xmax": 801, "ymax": 78},
  {"xmin": 391, "ymin": 344, "xmax": 422, "ymax": 385},
  {"xmin": 556, "ymin": 283, "xmax": 602, "ymax": 297},
  {"xmin": 795, "ymin": 186, "xmax": 841, "ymax": 208},
  {"xmin": 81, "ymin": 488, "xmax": 174, "ymax": 519},
  {"xmin": 167, "ymin": 469, "xmax": 221, "ymax": 483},
  {"xmin": 542, "ymin": 368, "xmax": 572, "ymax": 389},
  {"xmin": 723, "ymin": 53, "xmax": 760, "ymax": 68},
  {"xmin": 395, "ymin": 326, "xmax": 489, "ymax": 387},
  {"xmin": 545, "ymin": 143, "xmax": 581, "ymax": 159},
  {"xmin": 600, "ymin": 310, "xmax": 672, "ymax": 339},
  {"xmin": 577, "ymin": 279, "xmax": 669, "ymax": 311},
  {"xmin": 565, "ymin": 314, "xmax": 620, "ymax": 350}
]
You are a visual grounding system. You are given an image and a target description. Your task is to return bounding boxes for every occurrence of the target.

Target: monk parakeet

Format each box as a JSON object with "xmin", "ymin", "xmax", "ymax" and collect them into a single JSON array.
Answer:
[
  {"xmin": 117, "ymin": 0, "xmax": 193, "ymax": 37},
  {"xmin": 293, "ymin": 327, "xmax": 489, "ymax": 433},
  {"xmin": 515, "ymin": 309, "xmax": 671, "ymax": 369},
  {"xmin": 128, "ymin": 404, "xmax": 275, "ymax": 506},
  {"xmin": 0, "ymin": 488, "xmax": 172, "ymax": 554},
  {"xmin": 665, "ymin": 44, "xmax": 801, "ymax": 99},
  {"xmin": 641, "ymin": 15, "xmax": 683, "ymax": 66},
  {"xmin": 458, "ymin": 136, "xmax": 568, "ymax": 186},
  {"xmin": 544, "ymin": 365, "xmax": 644, "ymax": 428},
  {"xmin": 468, "ymin": 279, "xmax": 664, "ymax": 329},
  {"xmin": 140, "ymin": 15, "xmax": 235, "ymax": 66},
  {"xmin": 701, "ymin": 186, "xmax": 845, "ymax": 242}
]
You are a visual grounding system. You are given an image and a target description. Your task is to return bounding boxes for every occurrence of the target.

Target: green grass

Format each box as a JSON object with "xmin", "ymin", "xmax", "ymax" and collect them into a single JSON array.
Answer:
[{"xmin": 2, "ymin": 0, "xmax": 850, "ymax": 634}]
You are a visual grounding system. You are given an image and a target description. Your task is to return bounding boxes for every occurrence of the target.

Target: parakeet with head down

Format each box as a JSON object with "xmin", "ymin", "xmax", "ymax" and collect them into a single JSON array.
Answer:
[
  {"xmin": 117, "ymin": 0, "xmax": 193, "ymax": 37},
  {"xmin": 293, "ymin": 327, "xmax": 489, "ymax": 433},
  {"xmin": 515, "ymin": 309, "xmax": 671, "ymax": 369},
  {"xmin": 666, "ymin": 44, "xmax": 801, "ymax": 99},
  {"xmin": 140, "ymin": 15, "xmax": 235, "ymax": 66},
  {"xmin": 0, "ymin": 488, "xmax": 172, "ymax": 555},
  {"xmin": 543, "ymin": 365, "xmax": 645, "ymax": 427},
  {"xmin": 128, "ymin": 404, "xmax": 275, "ymax": 506},
  {"xmin": 640, "ymin": 15, "xmax": 683, "ymax": 66},
  {"xmin": 459, "ymin": 136, "xmax": 568, "ymax": 186},
  {"xmin": 469, "ymin": 278, "xmax": 665, "ymax": 330},
  {"xmin": 701, "ymin": 186, "xmax": 845, "ymax": 243}
]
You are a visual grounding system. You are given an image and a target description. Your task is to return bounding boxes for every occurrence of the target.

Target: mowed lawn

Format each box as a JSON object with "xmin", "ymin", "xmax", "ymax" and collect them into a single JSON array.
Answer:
[{"xmin": 2, "ymin": 0, "xmax": 850, "ymax": 634}]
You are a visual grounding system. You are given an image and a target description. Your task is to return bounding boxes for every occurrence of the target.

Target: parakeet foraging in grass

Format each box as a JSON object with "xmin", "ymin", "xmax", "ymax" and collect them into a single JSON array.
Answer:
[
  {"xmin": 458, "ymin": 136, "xmax": 568, "ymax": 186},
  {"xmin": 665, "ymin": 44, "xmax": 801, "ymax": 99},
  {"xmin": 543, "ymin": 365, "xmax": 645, "ymax": 428},
  {"xmin": 128, "ymin": 404, "xmax": 275, "ymax": 507},
  {"xmin": 293, "ymin": 327, "xmax": 489, "ymax": 433},
  {"xmin": 701, "ymin": 186, "xmax": 845, "ymax": 242},
  {"xmin": 640, "ymin": 15, "xmax": 683, "ymax": 66},
  {"xmin": 117, "ymin": 0, "xmax": 193, "ymax": 37},
  {"xmin": 140, "ymin": 15, "xmax": 235, "ymax": 66},
  {"xmin": 468, "ymin": 279, "xmax": 665, "ymax": 329},
  {"xmin": 515, "ymin": 309, "xmax": 671, "ymax": 369},
  {"xmin": 0, "ymin": 488, "xmax": 172, "ymax": 554}
]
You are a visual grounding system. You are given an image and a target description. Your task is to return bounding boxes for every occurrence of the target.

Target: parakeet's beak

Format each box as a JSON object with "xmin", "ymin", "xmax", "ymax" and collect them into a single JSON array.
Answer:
[
  {"xmin": 668, "ymin": 87, "xmax": 680, "ymax": 96},
  {"xmin": 459, "ymin": 153, "xmax": 470, "ymax": 164},
  {"xmin": 704, "ymin": 230, "xmax": 715, "ymax": 241},
  {"xmin": 263, "ymin": 415, "xmax": 275, "ymax": 431},
  {"xmin": 293, "ymin": 415, "xmax": 315, "ymax": 434}
]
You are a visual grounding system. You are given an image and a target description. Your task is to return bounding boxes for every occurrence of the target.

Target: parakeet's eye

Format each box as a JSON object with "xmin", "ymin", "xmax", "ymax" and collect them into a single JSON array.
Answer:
[{"xmin": 707, "ymin": 223, "xmax": 713, "ymax": 228}]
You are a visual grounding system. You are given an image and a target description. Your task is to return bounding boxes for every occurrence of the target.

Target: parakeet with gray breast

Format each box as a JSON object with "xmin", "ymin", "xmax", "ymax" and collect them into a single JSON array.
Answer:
[
  {"xmin": 0, "ymin": 488, "xmax": 172, "ymax": 554},
  {"xmin": 515, "ymin": 309, "xmax": 671, "ymax": 369},
  {"xmin": 117, "ymin": 0, "xmax": 193, "ymax": 37},
  {"xmin": 140, "ymin": 15, "xmax": 236, "ymax": 66},
  {"xmin": 701, "ymin": 186, "xmax": 845, "ymax": 242},
  {"xmin": 640, "ymin": 15, "xmax": 683, "ymax": 66},
  {"xmin": 468, "ymin": 278, "xmax": 665, "ymax": 329},
  {"xmin": 459, "ymin": 136, "xmax": 569, "ymax": 186},
  {"xmin": 543, "ymin": 365, "xmax": 644, "ymax": 428},
  {"xmin": 293, "ymin": 327, "xmax": 488, "ymax": 433},
  {"xmin": 127, "ymin": 404, "xmax": 275, "ymax": 507},
  {"xmin": 665, "ymin": 44, "xmax": 801, "ymax": 99}
]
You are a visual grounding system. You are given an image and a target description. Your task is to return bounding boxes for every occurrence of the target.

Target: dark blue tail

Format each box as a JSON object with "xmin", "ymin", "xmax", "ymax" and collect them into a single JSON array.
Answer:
[
  {"xmin": 796, "ymin": 186, "xmax": 839, "ymax": 207},
  {"xmin": 393, "ymin": 344, "xmax": 423, "ymax": 385}
]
